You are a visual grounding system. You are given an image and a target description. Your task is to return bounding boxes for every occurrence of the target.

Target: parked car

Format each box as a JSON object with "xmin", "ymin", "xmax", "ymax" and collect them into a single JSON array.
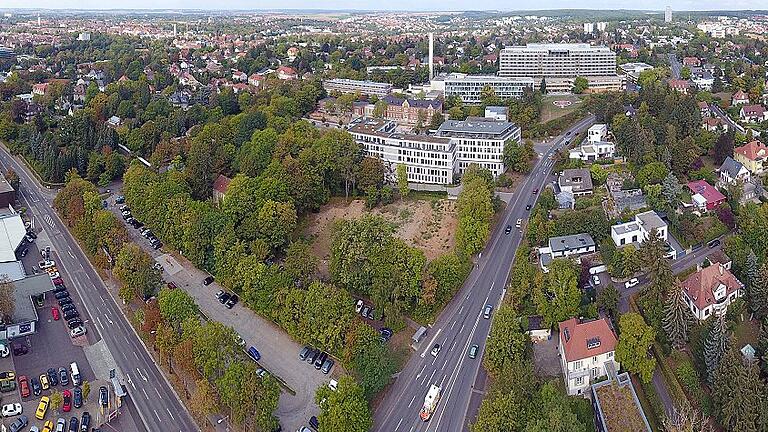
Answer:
[
  {"xmin": 203, "ymin": 276, "xmax": 214, "ymax": 286},
  {"xmin": 247, "ymin": 346, "xmax": 261, "ymax": 361},
  {"xmin": 321, "ymin": 358, "xmax": 334, "ymax": 374},
  {"xmin": 18, "ymin": 376, "xmax": 29, "ymax": 398},
  {"xmin": 12, "ymin": 343, "xmax": 28, "ymax": 356},
  {"xmin": 0, "ymin": 370, "xmax": 15, "ymax": 381},
  {"xmin": 115, "ymin": 196, "xmax": 126, "ymax": 204},
  {"xmin": 360, "ymin": 306, "xmax": 370, "ymax": 318},
  {"xmin": 516, "ymin": 218, "xmax": 522, "ymax": 228},
  {"xmin": 47, "ymin": 369, "xmax": 58, "ymax": 386},
  {"xmin": 61, "ymin": 304, "xmax": 76, "ymax": 313},
  {"xmin": 225, "ymin": 294, "xmax": 239, "ymax": 309},
  {"xmin": 708, "ymin": 239, "xmax": 721, "ymax": 248},
  {"xmin": 431, "ymin": 344, "xmax": 441, "ymax": 357},
  {"xmin": 53, "ymin": 285, "xmax": 67, "ymax": 294},
  {"xmin": 35, "ymin": 396, "xmax": 49, "ymax": 420},
  {"xmin": 307, "ymin": 349, "xmax": 320, "ymax": 365},
  {"xmin": 468, "ymin": 344, "xmax": 479, "ymax": 359},
  {"xmin": 355, "ymin": 299, "xmax": 364, "ymax": 313},
  {"xmin": 80, "ymin": 412, "xmax": 90, "ymax": 431},
  {"xmin": 63, "ymin": 310, "xmax": 79, "ymax": 321},
  {"xmin": 68, "ymin": 416, "xmax": 78, "ymax": 432},
  {"xmin": 314, "ymin": 352, "xmax": 328, "ymax": 370},
  {"xmin": 299, "ymin": 346, "xmax": 311, "ymax": 361},
  {"xmin": 526, "ymin": 204, "xmax": 532, "ymax": 211},
  {"xmin": 59, "ymin": 369, "xmax": 69, "ymax": 386},
  {"xmin": 309, "ymin": 416, "xmax": 319, "ymax": 430},
  {"xmin": 58, "ymin": 298, "xmax": 73, "ymax": 307},
  {"xmin": 592, "ymin": 275, "xmax": 601, "ymax": 286},
  {"xmin": 39, "ymin": 374, "xmax": 49, "ymax": 390},
  {"xmin": 0, "ymin": 380, "xmax": 12, "ymax": 393},
  {"xmin": 8, "ymin": 415, "xmax": 27, "ymax": 432},
  {"xmin": 99, "ymin": 387, "xmax": 108, "ymax": 408},
  {"xmin": 62, "ymin": 391, "xmax": 71, "ymax": 412},
  {"xmin": 54, "ymin": 291, "xmax": 70, "ymax": 300},
  {"xmin": 625, "ymin": 278, "xmax": 640, "ymax": 289},
  {"xmin": 41, "ymin": 420, "xmax": 54, "ymax": 432},
  {"xmin": 67, "ymin": 319, "xmax": 83, "ymax": 329},
  {"xmin": 218, "ymin": 292, "xmax": 231, "ymax": 304},
  {"xmin": 72, "ymin": 387, "xmax": 82, "ymax": 409},
  {"xmin": 55, "ymin": 417, "xmax": 66, "ymax": 432},
  {"xmin": 1, "ymin": 402, "xmax": 22, "ymax": 417}
]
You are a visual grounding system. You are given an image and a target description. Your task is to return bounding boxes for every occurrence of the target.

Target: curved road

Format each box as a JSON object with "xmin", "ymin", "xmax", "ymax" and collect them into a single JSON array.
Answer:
[
  {"xmin": 373, "ymin": 115, "xmax": 596, "ymax": 432},
  {"xmin": 0, "ymin": 144, "xmax": 198, "ymax": 432}
]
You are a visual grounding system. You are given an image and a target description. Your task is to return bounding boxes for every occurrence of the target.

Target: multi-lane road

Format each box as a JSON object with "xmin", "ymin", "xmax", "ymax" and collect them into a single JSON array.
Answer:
[
  {"xmin": 0, "ymin": 143, "xmax": 198, "ymax": 432},
  {"xmin": 373, "ymin": 115, "xmax": 596, "ymax": 432}
]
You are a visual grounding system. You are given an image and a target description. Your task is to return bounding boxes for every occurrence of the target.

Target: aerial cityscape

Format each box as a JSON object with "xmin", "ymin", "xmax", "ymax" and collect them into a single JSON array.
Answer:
[{"xmin": 0, "ymin": 5, "xmax": 767, "ymax": 432}]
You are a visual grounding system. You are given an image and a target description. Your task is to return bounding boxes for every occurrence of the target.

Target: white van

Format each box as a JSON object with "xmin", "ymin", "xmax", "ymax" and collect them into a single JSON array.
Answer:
[
  {"xmin": 589, "ymin": 265, "xmax": 607, "ymax": 275},
  {"xmin": 70, "ymin": 362, "xmax": 81, "ymax": 386}
]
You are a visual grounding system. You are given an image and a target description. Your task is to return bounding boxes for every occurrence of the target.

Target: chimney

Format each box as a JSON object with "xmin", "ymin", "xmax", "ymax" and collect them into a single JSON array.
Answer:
[
  {"xmin": 428, "ymin": 32, "xmax": 434, "ymax": 82},
  {"xmin": 719, "ymin": 264, "xmax": 724, "ymax": 275}
]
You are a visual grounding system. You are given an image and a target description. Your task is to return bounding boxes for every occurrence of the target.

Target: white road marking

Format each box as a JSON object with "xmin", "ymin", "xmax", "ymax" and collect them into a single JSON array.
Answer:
[
  {"xmin": 143, "ymin": 387, "xmax": 149, "ymax": 399},
  {"xmin": 166, "ymin": 408, "xmax": 175, "ymax": 420},
  {"xmin": 420, "ymin": 328, "xmax": 442, "ymax": 358},
  {"xmin": 407, "ymin": 394, "xmax": 417, "ymax": 408}
]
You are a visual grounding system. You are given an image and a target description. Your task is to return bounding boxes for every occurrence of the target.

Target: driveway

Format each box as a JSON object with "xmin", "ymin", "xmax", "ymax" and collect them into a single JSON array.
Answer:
[
  {"xmin": 108, "ymin": 197, "xmax": 334, "ymax": 431},
  {"xmin": 532, "ymin": 330, "xmax": 561, "ymax": 377}
]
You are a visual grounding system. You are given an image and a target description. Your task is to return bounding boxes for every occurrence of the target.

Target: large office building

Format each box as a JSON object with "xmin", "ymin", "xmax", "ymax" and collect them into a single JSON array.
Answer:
[
  {"xmin": 322, "ymin": 78, "xmax": 393, "ymax": 97},
  {"xmin": 499, "ymin": 43, "xmax": 620, "ymax": 92},
  {"xmin": 348, "ymin": 117, "xmax": 520, "ymax": 185},
  {"xmin": 433, "ymin": 73, "xmax": 535, "ymax": 105}
]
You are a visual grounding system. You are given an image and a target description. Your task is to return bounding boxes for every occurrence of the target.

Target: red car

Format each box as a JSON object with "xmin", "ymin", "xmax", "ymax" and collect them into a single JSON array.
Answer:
[
  {"xmin": 52, "ymin": 277, "xmax": 63, "ymax": 286},
  {"xmin": 18, "ymin": 375, "xmax": 29, "ymax": 398},
  {"xmin": 51, "ymin": 306, "xmax": 60, "ymax": 321},
  {"xmin": 62, "ymin": 389, "xmax": 72, "ymax": 412}
]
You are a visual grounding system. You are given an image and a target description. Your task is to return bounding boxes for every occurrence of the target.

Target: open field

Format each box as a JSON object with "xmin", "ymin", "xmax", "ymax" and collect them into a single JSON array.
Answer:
[
  {"xmin": 540, "ymin": 94, "xmax": 584, "ymax": 123},
  {"xmin": 303, "ymin": 197, "xmax": 457, "ymax": 277}
]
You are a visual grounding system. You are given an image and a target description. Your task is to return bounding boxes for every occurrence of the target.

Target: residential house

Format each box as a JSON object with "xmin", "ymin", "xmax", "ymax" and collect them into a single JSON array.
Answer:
[
  {"xmin": 352, "ymin": 95, "xmax": 443, "ymax": 127},
  {"xmin": 287, "ymin": 46, "xmax": 299, "ymax": 61},
  {"xmin": 106, "ymin": 116, "xmax": 121, "ymax": 128},
  {"xmin": 687, "ymin": 180, "xmax": 726, "ymax": 211},
  {"xmin": 559, "ymin": 317, "xmax": 619, "ymax": 396},
  {"xmin": 569, "ymin": 141, "xmax": 615, "ymax": 161},
  {"xmin": 587, "ymin": 124, "xmax": 608, "ymax": 142},
  {"xmin": 526, "ymin": 315, "xmax": 551, "ymax": 342},
  {"xmin": 276, "ymin": 66, "xmax": 298, "ymax": 80},
  {"xmin": 212, "ymin": 174, "xmax": 232, "ymax": 204},
  {"xmin": 732, "ymin": 89, "xmax": 750, "ymax": 106},
  {"xmin": 559, "ymin": 169, "xmax": 593, "ymax": 196},
  {"xmin": 247, "ymin": 74, "xmax": 264, "ymax": 88},
  {"xmin": 702, "ymin": 117, "xmax": 729, "ymax": 132},
  {"xmin": 231, "ymin": 70, "xmax": 247, "ymax": 82},
  {"xmin": 591, "ymin": 369, "xmax": 652, "ymax": 432},
  {"xmin": 538, "ymin": 233, "xmax": 596, "ymax": 272},
  {"xmin": 717, "ymin": 156, "xmax": 751, "ymax": 186},
  {"xmin": 734, "ymin": 140, "xmax": 768, "ymax": 175},
  {"xmin": 610, "ymin": 210, "xmax": 668, "ymax": 247},
  {"xmin": 668, "ymin": 79, "xmax": 691, "ymax": 94},
  {"xmin": 681, "ymin": 263, "xmax": 743, "ymax": 320},
  {"xmin": 740, "ymin": 104, "xmax": 767, "ymax": 123},
  {"xmin": 72, "ymin": 84, "xmax": 86, "ymax": 104},
  {"xmin": 32, "ymin": 83, "xmax": 48, "ymax": 97},
  {"xmin": 698, "ymin": 101, "xmax": 710, "ymax": 117},
  {"xmin": 682, "ymin": 57, "xmax": 701, "ymax": 67}
]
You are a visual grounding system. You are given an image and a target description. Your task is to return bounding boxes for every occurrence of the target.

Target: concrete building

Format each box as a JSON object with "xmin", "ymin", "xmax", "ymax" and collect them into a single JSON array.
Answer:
[
  {"xmin": 484, "ymin": 106, "xmax": 508, "ymax": 121},
  {"xmin": 348, "ymin": 118, "xmax": 456, "ymax": 185},
  {"xmin": 0, "ymin": 176, "xmax": 16, "ymax": 208},
  {"xmin": 0, "ymin": 274, "xmax": 55, "ymax": 340},
  {"xmin": 681, "ymin": 263, "xmax": 743, "ymax": 320},
  {"xmin": 322, "ymin": 78, "xmax": 392, "ymax": 97},
  {"xmin": 559, "ymin": 317, "xmax": 619, "ymax": 396},
  {"xmin": 587, "ymin": 124, "xmax": 608, "ymax": 143},
  {"xmin": 499, "ymin": 43, "xmax": 619, "ymax": 93},
  {"xmin": 665, "ymin": 6, "xmax": 672, "ymax": 23},
  {"xmin": 610, "ymin": 210, "xmax": 667, "ymax": 247},
  {"xmin": 436, "ymin": 118, "xmax": 520, "ymax": 178},
  {"xmin": 592, "ymin": 368, "xmax": 652, "ymax": 432},
  {"xmin": 436, "ymin": 73, "xmax": 535, "ymax": 105}
]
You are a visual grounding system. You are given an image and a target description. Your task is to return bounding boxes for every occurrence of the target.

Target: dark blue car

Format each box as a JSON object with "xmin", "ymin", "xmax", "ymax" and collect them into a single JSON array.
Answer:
[{"xmin": 247, "ymin": 346, "xmax": 260, "ymax": 361}]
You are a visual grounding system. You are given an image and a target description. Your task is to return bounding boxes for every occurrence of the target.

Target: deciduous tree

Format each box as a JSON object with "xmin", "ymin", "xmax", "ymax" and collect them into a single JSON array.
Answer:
[
  {"xmin": 616, "ymin": 312, "xmax": 656, "ymax": 383},
  {"xmin": 535, "ymin": 259, "xmax": 581, "ymax": 327},
  {"xmin": 315, "ymin": 375, "xmax": 372, "ymax": 432}
]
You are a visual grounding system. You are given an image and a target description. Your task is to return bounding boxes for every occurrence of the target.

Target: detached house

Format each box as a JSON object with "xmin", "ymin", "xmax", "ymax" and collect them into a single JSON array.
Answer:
[
  {"xmin": 732, "ymin": 89, "xmax": 750, "ymax": 106},
  {"xmin": 559, "ymin": 169, "xmax": 593, "ymax": 196},
  {"xmin": 718, "ymin": 156, "xmax": 751, "ymax": 186},
  {"xmin": 538, "ymin": 233, "xmax": 596, "ymax": 272},
  {"xmin": 734, "ymin": 140, "xmax": 768, "ymax": 175},
  {"xmin": 559, "ymin": 317, "xmax": 619, "ymax": 396},
  {"xmin": 687, "ymin": 180, "xmax": 726, "ymax": 212},
  {"xmin": 681, "ymin": 263, "xmax": 743, "ymax": 320},
  {"xmin": 276, "ymin": 66, "xmax": 298, "ymax": 80},
  {"xmin": 668, "ymin": 79, "xmax": 691, "ymax": 94},
  {"xmin": 740, "ymin": 104, "xmax": 767, "ymax": 123},
  {"xmin": 610, "ymin": 210, "xmax": 668, "ymax": 248}
]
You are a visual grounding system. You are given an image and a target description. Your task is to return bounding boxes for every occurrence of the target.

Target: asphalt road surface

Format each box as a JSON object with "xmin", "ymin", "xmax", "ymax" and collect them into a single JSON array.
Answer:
[
  {"xmin": 668, "ymin": 52, "xmax": 682, "ymax": 79},
  {"xmin": 372, "ymin": 115, "xmax": 596, "ymax": 432},
  {"xmin": 0, "ymin": 144, "xmax": 198, "ymax": 432},
  {"xmin": 710, "ymin": 103, "xmax": 746, "ymax": 134}
]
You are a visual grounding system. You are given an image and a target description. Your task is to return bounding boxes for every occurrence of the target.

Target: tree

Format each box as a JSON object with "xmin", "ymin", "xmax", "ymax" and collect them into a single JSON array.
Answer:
[
  {"xmin": 615, "ymin": 313, "xmax": 656, "ymax": 383},
  {"xmin": 713, "ymin": 133, "xmax": 734, "ymax": 166},
  {"xmin": 713, "ymin": 345, "xmax": 764, "ymax": 432},
  {"xmin": 351, "ymin": 337, "xmax": 398, "ymax": 399},
  {"xmin": 157, "ymin": 288, "xmax": 199, "ymax": 327},
  {"xmin": 503, "ymin": 139, "xmax": 534, "ymax": 173},
  {"xmin": 3, "ymin": 169, "xmax": 19, "ymax": 191},
  {"xmin": 597, "ymin": 285, "xmax": 619, "ymax": 318},
  {"xmin": 0, "ymin": 277, "xmax": 15, "ymax": 323},
  {"xmin": 662, "ymin": 172, "xmax": 682, "ymax": 209},
  {"xmin": 190, "ymin": 378, "xmax": 218, "ymax": 419},
  {"xmin": 372, "ymin": 100, "xmax": 387, "ymax": 118},
  {"xmin": 663, "ymin": 280, "xmax": 694, "ymax": 349},
  {"xmin": 396, "ymin": 164, "xmax": 409, "ymax": 199},
  {"xmin": 535, "ymin": 259, "xmax": 581, "ymax": 327},
  {"xmin": 704, "ymin": 314, "xmax": 730, "ymax": 384},
  {"xmin": 483, "ymin": 305, "xmax": 530, "ymax": 377},
  {"xmin": 429, "ymin": 111, "xmax": 445, "ymax": 130},
  {"xmin": 572, "ymin": 76, "xmax": 589, "ymax": 94},
  {"xmin": 49, "ymin": 391, "xmax": 63, "ymax": 412},
  {"xmin": 315, "ymin": 375, "xmax": 372, "ymax": 432},
  {"xmin": 637, "ymin": 162, "xmax": 669, "ymax": 188},
  {"xmin": 751, "ymin": 262, "xmax": 768, "ymax": 319},
  {"xmin": 284, "ymin": 241, "xmax": 318, "ymax": 287},
  {"xmin": 589, "ymin": 164, "xmax": 608, "ymax": 185},
  {"xmin": 114, "ymin": 244, "xmax": 161, "ymax": 302}
]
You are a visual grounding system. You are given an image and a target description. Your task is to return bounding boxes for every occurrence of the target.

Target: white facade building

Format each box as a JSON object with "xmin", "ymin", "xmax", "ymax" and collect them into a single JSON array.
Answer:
[
  {"xmin": 499, "ymin": 43, "xmax": 617, "ymax": 79},
  {"xmin": 538, "ymin": 233, "xmax": 596, "ymax": 272},
  {"xmin": 681, "ymin": 264, "xmax": 743, "ymax": 320},
  {"xmin": 348, "ymin": 117, "xmax": 520, "ymax": 184},
  {"xmin": 439, "ymin": 73, "xmax": 535, "ymax": 105},
  {"xmin": 588, "ymin": 124, "xmax": 608, "ymax": 143},
  {"xmin": 559, "ymin": 317, "xmax": 619, "ymax": 396},
  {"xmin": 323, "ymin": 78, "xmax": 392, "ymax": 97},
  {"xmin": 610, "ymin": 211, "xmax": 668, "ymax": 247}
]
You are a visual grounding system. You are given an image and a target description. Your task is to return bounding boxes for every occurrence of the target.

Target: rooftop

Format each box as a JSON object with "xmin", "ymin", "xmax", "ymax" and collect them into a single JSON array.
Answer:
[
  {"xmin": 592, "ymin": 371, "xmax": 652, "ymax": 432},
  {"xmin": 0, "ymin": 176, "xmax": 14, "ymax": 194},
  {"xmin": 11, "ymin": 274, "xmax": 54, "ymax": 324},
  {"xmin": 635, "ymin": 211, "xmax": 666, "ymax": 232},
  {"xmin": 0, "ymin": 213, "xmax": 26, "ymax": 263},
  {"xmin": 681, "ymin": 263, "xmax": 743, "ymax": 311},
  {"xmin": 559, "ymin": 168, "xmax": 593, "ymax": 192},
  {"xmin": 436, "ymin": 119, "xmax": 518, "ymax": 137},
  {"xmin": 548, "ymin": 233, "xmax": 595, "ymax": 253},
  {"xmin": 559, "ymin": 317, "xmax": 617, "ymax": 362}
]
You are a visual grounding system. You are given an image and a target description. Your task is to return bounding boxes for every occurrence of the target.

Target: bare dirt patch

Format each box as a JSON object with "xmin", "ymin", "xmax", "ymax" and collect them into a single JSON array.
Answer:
[{"xmin": 304, "ymin": 197, "xmax": 457, "ymax": 277}]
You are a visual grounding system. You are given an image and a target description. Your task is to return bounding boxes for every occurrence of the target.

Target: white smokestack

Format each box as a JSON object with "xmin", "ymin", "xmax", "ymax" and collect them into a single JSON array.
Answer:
[
  {"xmin": 173, "ymin": 23, "xmax": 177, "ymax": 37},
  {"xmin": 428, "ymin": 32, "xmax": 434, "ymax": 81}
]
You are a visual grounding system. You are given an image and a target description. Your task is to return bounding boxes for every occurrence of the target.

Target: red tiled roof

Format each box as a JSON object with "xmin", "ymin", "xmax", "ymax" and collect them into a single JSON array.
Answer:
[
  {"xmin": 277, "ymin": 66, "xmax": 297, "ymax": 75},
  {"xmin": 681, "ymin": 264, "xmax": 742, "ymax": 310},
  {"xmin": 559, "ymin": 317, "xmax": 617, "ymax": 362},
  {"xmin": 741, "ymin": 105, "xmax": 765, "ymax": 116},
  {"xmin": 732, "ymin": 89, "xmax": 749, "ymax": 101},
  {"xmin": 212, "ymin": 174, "xmax": 232, "ymax": 194},
  {"xmin": 734, "ymin": 140, "xmax": 768, "ymax": 161},
  {"xmin": 668, "ymin": 79, "xmax": 690, "ymax": 89},
  {"xmin": 687, "ymin": 180, "xmax": 725, "ymax": 203}
]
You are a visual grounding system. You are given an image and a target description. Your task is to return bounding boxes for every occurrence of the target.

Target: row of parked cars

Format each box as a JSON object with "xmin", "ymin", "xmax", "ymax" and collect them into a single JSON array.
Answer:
[
  {"xmin": 42, "ymin": 261, "xmax": 86, "ymax": 337},
  {"xmin": 120, "ymin": 205, "xmax": 162, "ymax": 250},
  {"xmin": 298, "ymin": 346, "xmax": 335, "ymax": 374},
  {"xmin": 214, "ymin": 289, "xmax": 239, "ymax": 309},
  {"xmin": 4, "ymin": 412, "xmax": 94, "ymax": 432}
]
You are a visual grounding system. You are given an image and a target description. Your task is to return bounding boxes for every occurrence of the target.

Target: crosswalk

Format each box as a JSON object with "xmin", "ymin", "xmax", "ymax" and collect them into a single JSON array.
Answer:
[{"xmin": 44, "ymin": 214, "xmax": 55, "ymax": 228}]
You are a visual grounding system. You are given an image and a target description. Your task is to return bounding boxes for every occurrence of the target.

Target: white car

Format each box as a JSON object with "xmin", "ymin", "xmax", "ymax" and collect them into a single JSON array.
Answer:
[
  {"xmin": 70, "ymin": 326, "xmax": 87, "ymax": 338},
  {"xmin": 516, "ymin": 218, "xmax": 522, "ymax": 228},
  {"xmin": 625, "ymin": 278, "xmax": 639, "ymax": 289},
  {"xmin": 38, "ymin": 260, "xmax": 55, "ymax": 269},
  {"xmin": 431, "ymin": 344, "xmax": 441, "ymax": 357},
  {"xmin": 592, "ymin": 275, "xmax": 601, "ymax": 286},
  {"xmin": 355, "ymin": 299, "xmax": 364, "ymax": 314},
  {"xmin": 2, "ymin": 402, "xmax": 22, "ymax": 417},
  {"xmin": 0, "ymin": 343, "xmax": 8, "ymax": 358}
]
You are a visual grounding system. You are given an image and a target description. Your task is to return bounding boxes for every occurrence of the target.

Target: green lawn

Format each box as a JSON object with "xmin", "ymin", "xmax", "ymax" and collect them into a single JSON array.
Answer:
[{"xmin": 540, "ymin": 95, "xmax": 583, "ymax": 123}]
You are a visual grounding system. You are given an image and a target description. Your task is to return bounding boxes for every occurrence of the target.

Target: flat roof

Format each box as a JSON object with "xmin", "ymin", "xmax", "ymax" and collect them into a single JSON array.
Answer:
[
  {"xmin": 504, "ymin": 43, "xmax": 612, "ymax": 52},
  {"xmin": 592, "ymin": 372, "xmax": 652, "ymax": 432},
  {"xmin": 549, "ymin": 233, "xmax": 595, "ymax": 253},
  {"xmin": 11, "ymin": 273, "xmax": 53, "ymax": 324},
  {"xmin": 0, "ymin": 176, "xmax": 14, "ymax": 194},
  {"xmin": 612, "ymin": 221, "xmax": 640, "ymax": 236},
  {"xmin": 437, "ymin": 119, "xmax": 518, "ymax": 136},
  {"xmin": 0, "ymin": 213, "xmax": 26, "ymax": 263},
  {"xmin": 636, "ymin": 211, "xmax": 666, "ymax": 231}
]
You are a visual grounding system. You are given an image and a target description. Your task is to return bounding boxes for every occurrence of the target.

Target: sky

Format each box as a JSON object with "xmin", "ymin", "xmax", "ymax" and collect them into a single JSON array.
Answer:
[{"xmin": 2, "ymin": 0, "xmax": 766, "ymax": 11}]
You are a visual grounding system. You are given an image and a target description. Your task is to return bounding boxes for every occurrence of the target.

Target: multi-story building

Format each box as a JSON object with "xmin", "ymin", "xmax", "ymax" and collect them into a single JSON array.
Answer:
[
  {"xmin": 352, "ymin": 95, "xmax": 442, "ymax": 126},
  {"xmin": 610, "ymin": 210, "xmax": 668, "ymax": 248},
  {"xmin": 499, "ymin": 43, "xmax": 619, "ymax": 93},
  {"xmin": 559, "ymin": 169, "xmax": 594, "ymax": 196},
  {"xmin": 436, "ymin": 118, "xmax": 520, "ymax": 177},
  {"xmin": 734, "ymin": 140, "xmax": 768, "ymax": 175},
  {"xmin": 348, "ymin": 118, "xmax": 456, "ymax": 185},
  {"xmin": 681, "ymin": 263, "xmax": 743, "ymax": 320},
  {"xmin": 434, "ymin": 73, "xmax": 535, "ymax": 105},
  {"xmin": 538, "ymin": 233, "xmax": 596, "ymax": 272},
  {"xmin": 347, "ymin": 117, "xmax": 520, "ymax": 185},
  {"xmin": 559, "ymin": 317, "xmax": 619, "ymax": 396},
  {"xmin": 323, "ymin": 78, "xmax": 393, "ymax": 97}
]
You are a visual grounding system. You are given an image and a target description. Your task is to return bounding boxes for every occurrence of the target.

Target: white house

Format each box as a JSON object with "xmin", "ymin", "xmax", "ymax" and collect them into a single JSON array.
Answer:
[
  {"xmin": 484, "ymin": 106, "xmax": 508, "ymax": 121},
  {"xmin": 569, "ymin": 140, "xmax": 615, "ymax": 161},
  {"xmin": 559, "ymin": 169, "xmax": 593, "ymax": 196},
  {"xmin": 610, "ymin": 210, "xmax": 668, "ymax": 247},
  {"xmin": 681, "ymin": 263, "xmax": 743, "ymax": 320},
  {"xmin": 717, "ymin": 156, "xmax": 751, "ymax": 187},
  {"xmin": 559, "ymin": 317, "xmax": 619, "ymax": 396},
  {"xmin": 538, "ymin": 233, "xmax": 596, "ymax": 272},
  {"xmin": 588, "ymin": 124, "xmax": 608, "ymax": 143}
]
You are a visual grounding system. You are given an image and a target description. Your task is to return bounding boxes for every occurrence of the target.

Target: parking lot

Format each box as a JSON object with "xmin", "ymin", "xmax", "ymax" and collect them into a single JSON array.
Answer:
[{"xmin": 108, "ymin": 193, "xmax": 337, "ymax": 431}]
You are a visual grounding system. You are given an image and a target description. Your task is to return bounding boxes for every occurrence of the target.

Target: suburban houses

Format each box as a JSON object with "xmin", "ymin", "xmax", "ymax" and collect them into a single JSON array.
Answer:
[
  {"xmin": 681, "ymin": 263, "xmax": 744, "ymax": 320},
  {"xmin": 558, "ymin": 317, "xmax": 619, "ymax": 396}
]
